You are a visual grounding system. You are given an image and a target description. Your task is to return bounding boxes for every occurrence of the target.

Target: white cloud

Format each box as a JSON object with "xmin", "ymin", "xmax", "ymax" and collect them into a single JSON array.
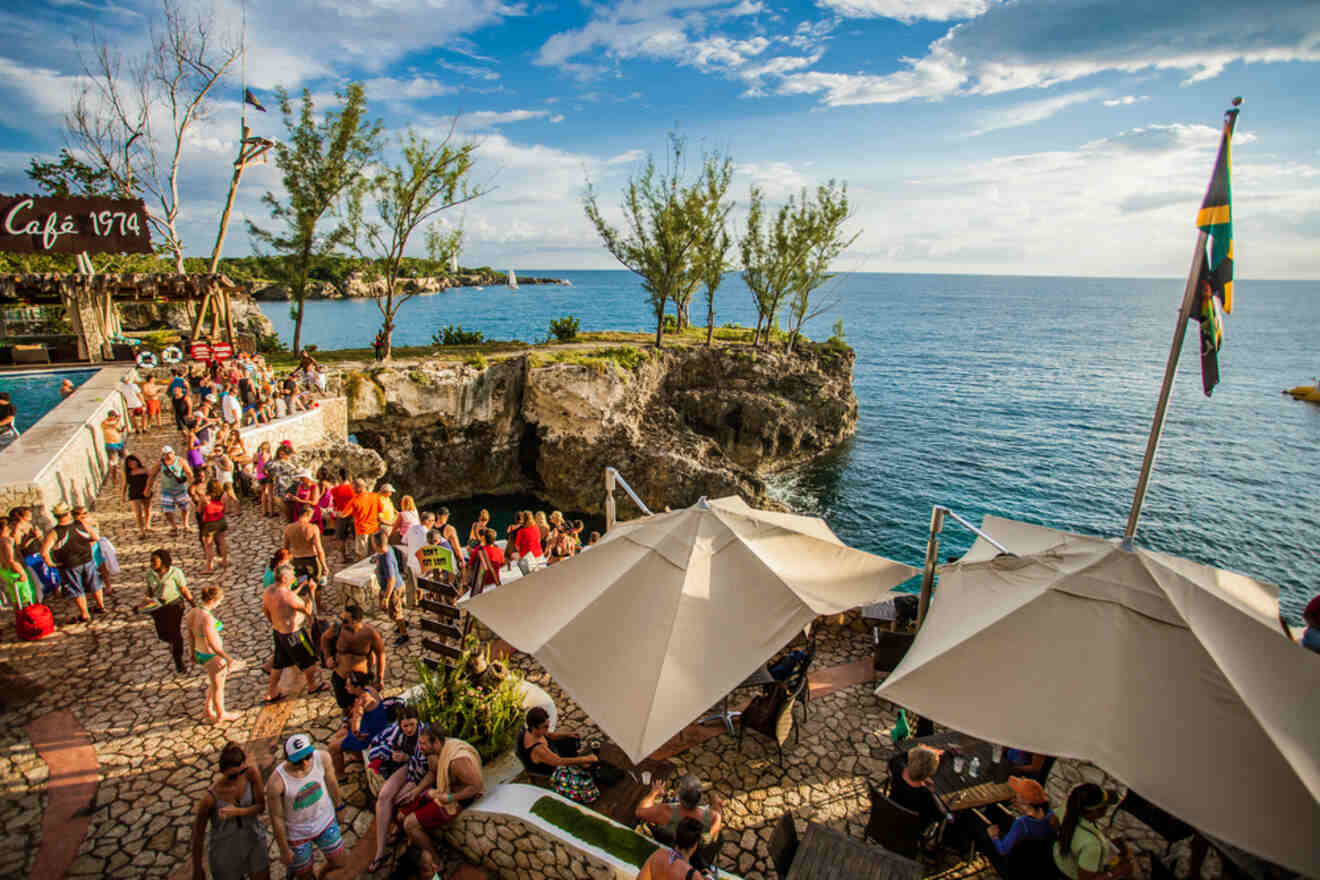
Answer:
[
  {"xmin": 1103, "ymin": 95, "xmax": 1149, "ymax": 107},
  {"xmin": 364, "ymin": 76, "xmax": 457, "ymax": 101},
  {"xmin": 815, "ymin": 0, "xmax": 991, "ymax": 23},
  {"xmin": 606, "ymin": 149, "xmax": 646, "ymax": 165},
  {"xmin": 460, "ymin": 109, "xmax": 553, "ymax": 128},
  {"xmin": 970, "ymin": 88, "xmax": 1104, "ymax": 135},
  {"xmin": 778, "ymin": 0, "xmax": 1320, "ymax": 106},
  {"xmin": 535, "ymin": 0, "xmax": 791, "ymax": 77}
]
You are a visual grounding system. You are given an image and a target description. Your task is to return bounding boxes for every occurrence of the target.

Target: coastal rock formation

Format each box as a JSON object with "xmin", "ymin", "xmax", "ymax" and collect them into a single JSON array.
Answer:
[
  {"xmin": 250, "ymin": 271, "xmax": 568, "ymax": 301},
  {"xmin": 118, "ymin": 292, "xmax": 275, "ymax": 339},
  {"xmin": 342, "ymin": 344, "xmax": 857, "ymax": 515}
]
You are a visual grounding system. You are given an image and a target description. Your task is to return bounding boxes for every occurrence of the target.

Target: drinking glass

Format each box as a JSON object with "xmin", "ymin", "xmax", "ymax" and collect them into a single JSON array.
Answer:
[
  {"xmin": 641, "ymin": 771, "xmax": 652, "ymax": 785},
  {"xmin": 953, "ymin": 756, "xmax": 966, "ymax": 775}
]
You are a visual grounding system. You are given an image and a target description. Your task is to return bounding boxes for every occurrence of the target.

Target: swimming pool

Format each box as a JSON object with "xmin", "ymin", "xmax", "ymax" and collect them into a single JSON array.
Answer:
[{"xmin": 1, "ymin": 368, "xmax": 99, "ymax": 433}]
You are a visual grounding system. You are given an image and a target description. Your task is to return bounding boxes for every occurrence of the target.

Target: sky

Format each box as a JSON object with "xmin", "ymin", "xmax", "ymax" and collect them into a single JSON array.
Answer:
[{"xmin": 1, "ymin": 0, "xmax": 1318, "ymax": 278}]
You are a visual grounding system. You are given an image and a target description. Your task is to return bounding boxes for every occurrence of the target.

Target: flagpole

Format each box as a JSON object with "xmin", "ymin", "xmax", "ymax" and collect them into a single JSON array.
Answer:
[{"xmin": 1123, "ymin": 230, "xmax": 1207, "ymax": 542}]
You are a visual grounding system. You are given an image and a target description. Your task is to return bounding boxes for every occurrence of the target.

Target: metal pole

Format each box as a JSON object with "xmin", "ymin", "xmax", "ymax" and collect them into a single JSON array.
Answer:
[
  {"xmin": 917, "ymin": 505, "xmax": 945, "ymax": 627},
  {"xmin": 1124, "ymin": 230, "xmax": 1207, "ymax": 542}
]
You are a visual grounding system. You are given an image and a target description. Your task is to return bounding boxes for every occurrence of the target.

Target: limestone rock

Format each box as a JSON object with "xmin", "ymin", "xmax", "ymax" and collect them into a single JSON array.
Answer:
[
  {"xmin": 346, "ymin": 344, "xmax": 857, "ymax": 514},
  {"xmin": 294, "ymin": 438, "xmax": 387, "ymax": 483}
]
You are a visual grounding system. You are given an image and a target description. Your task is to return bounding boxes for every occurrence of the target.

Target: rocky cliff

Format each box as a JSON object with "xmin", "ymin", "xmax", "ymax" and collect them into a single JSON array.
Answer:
[
  {"xmin": 341, "ymin": 343, "xmax": 857, "ymax": 515},
  {"xmin": 251, "ymin": 271, "xmax": 569, "ymax": 301},
  {"xmin": 118, "ymin": 292, "xmax": 275, "ymax": 339}
]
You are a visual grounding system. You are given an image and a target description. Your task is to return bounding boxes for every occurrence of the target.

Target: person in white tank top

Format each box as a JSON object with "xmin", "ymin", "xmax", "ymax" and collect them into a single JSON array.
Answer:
[{"xmin": 266, "ymin": 733, "xmax": 351, "ymax": 879}]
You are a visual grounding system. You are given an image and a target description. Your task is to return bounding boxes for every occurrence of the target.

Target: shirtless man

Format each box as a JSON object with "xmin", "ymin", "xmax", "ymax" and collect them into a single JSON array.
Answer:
[
  {"xmin": 261, "ymin": 564, "xmax": 325, "ymax": 702},
  {"xmin": 140, "ymin": 374, "xmax": 164, "ymax": 428},
  {"xmin": 101, "ymin": 411, "xmax": 125, "ymax": 487},
  {"xmin": 399, "ymin": 728, "xmax": 484, "ymax": 877},
  {"xmin": 320, "ymin": 603, "xmax": 386, "ymax": 714},
  {"xmin": 283, "ymin": 506, "xmax": 328, "ymax": 585},
  {"xmin": 433, "ymin": 508, "xmax": 465, "ymax": 575}
]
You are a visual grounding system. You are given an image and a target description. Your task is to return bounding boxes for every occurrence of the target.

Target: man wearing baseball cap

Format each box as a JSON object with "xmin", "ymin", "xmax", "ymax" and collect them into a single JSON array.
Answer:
[
  {"xmin": 40, "ymin": 502, "xmax": 106, "ymax": 623},
  {"xmin": 978, "ymin": 775, "xmax": 1057, "ymax": 876},
  {"xmin": 266, "ymin": 733, "xmax": 350, "ymax": 879}
]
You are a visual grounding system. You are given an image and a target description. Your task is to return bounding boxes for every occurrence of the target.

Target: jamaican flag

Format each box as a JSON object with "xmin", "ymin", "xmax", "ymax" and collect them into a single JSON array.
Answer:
[{"xmin": 1193, "ymin": 100, "xmax": 1240, "ymax": 397}]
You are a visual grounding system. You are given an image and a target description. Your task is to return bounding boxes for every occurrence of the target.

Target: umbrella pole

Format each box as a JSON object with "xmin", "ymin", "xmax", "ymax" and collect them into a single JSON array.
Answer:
[
  {"xmin": 1124, "ymin": 230, "xmax": 1207, "ymax": 542},
  {"xmin": 917, "ymin": 506, "xmax": 945, "ymax": 626}
]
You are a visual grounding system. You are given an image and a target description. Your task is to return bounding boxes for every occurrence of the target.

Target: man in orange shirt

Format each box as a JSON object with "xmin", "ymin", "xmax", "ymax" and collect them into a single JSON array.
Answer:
[{"xmin": 341, "ymin": 479, "xmax": 382, "ymax": 560}]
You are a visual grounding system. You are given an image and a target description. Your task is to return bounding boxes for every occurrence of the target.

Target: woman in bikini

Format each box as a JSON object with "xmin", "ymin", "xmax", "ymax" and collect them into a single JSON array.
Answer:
[
  {"xmin": 185, "ymin": 586, "xmax": 239, "ymax": 724},
  {"xmin": 638, "ymin": 818, "xmax": 710, "ymax": 880},
  {"xmin": 468, "ymin": 508, "xmax": 490, "ymax": 545},
  {"xmin": 122, "ymin": 454, "xmax": 154, "ymax": 536}
]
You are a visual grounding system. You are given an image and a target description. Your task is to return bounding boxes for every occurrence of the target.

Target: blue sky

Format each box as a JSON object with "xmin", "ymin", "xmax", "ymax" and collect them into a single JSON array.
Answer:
[{"xmin": 2, "ymin": 0, "xmax": 1318, "ymax": 277}]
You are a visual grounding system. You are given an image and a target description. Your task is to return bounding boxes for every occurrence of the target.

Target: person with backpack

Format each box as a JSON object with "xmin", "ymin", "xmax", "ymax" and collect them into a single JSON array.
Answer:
[
  {"xmin": 40, "ymin": 503, "xmax": 106, "ymax": 623},
  {"xmin": 149, "ymin": 445, "xmax": 194, "ymax": 537},
  {"xmin": 198, "ymin": 480, "xmax": 231, "ymax": 571},
  {"xmin": 370, "ymin": 531, "xmax": 408, "ymax": 646}
]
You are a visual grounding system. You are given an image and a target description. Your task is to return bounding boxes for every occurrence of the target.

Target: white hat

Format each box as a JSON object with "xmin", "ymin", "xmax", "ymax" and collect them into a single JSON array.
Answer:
[
  {"xmin": 161, "ymin": 445, "xmax": 175, "ymax": 454},
  {"xmin": 284, "ymin": 733, "xmax": 314, "ymax": 763}
]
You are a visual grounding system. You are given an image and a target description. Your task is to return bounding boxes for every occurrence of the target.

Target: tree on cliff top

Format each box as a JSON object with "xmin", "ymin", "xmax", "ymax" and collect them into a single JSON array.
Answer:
[
  {"xmin": 66, "ymin": 0, "xmax": 239, "ymax": 272},
  {"xmin": 583, "ymin": 133, "xmax": 732, "ymax": 348},
  {"xmin": 353, "ymin": 124, "xmax": 487, "ymax": 360},
  {"xmin": 247, "ymin": 83, "xmax": 381, "ymax": 356},
  {"xmin": 739, "ymin": 181, "xmax": 856, "ymax": 351}
]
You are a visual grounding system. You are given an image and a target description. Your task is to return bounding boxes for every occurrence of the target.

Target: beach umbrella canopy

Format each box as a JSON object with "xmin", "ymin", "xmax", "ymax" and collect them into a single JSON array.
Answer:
[
  {"xmin": 464, "ymin": 496, "xmax": 917, "ymax": 763},
  {"xmin": 876, "ymin": 515, "xmax": 1320, "ymax": 877}
]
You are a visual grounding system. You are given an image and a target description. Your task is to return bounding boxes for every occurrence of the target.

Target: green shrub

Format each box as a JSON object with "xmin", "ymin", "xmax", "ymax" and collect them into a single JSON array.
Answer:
[
  {"xmin": 465, "ymin": 353, "xmax": 488, "ymax": 371},
  {"xmin": 411, "ymin": 636, "xmax": 524, "ymax": 764},
  {"xmin": 548, "ymin": 315, "xmax": 580, "ymax": 342},
  {"xmin": 433, "ymin": 325, "xmax": 485, "ymax": 346},
  {"xmin": 661, "ymin": 314, "xmax": 678, "ymax": 333}
]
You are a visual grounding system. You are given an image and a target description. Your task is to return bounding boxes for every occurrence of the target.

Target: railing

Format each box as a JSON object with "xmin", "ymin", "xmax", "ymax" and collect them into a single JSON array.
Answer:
[{"xmin": 603, "ymin": 467, "xmax": 652, "ymax": 532}]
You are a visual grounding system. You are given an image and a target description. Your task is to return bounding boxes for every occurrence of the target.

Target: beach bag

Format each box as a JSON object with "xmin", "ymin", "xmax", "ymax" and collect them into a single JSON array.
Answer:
[
  {"xmin": 97, "ymin": 537, "xmax": 121, "ymax": 577},
  {"xmin": 551, "ymin": 766, "xmax": 600, "ymax": 803},
  {"xmin": 16, "ymin": 603, "xmax": 54, "ymax": 641}
]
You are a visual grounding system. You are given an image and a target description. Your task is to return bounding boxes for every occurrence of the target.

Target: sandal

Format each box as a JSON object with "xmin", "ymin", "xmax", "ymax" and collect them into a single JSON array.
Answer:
[
  {"xmin": 261, "ymin": 694, "xmax": 286, "ymax": 705},
  {"xmin": 306, "ymin": 682, "xmax": 329, "ymax": 695},
  {"xmin": 367, "ymin": 855, "xmax": 388, "ymax": 874}
]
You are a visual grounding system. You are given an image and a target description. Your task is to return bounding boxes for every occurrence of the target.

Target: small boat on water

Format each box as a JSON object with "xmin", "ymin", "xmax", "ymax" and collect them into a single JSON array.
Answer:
[
  {"xmin": 473, "ymin": 286, "xmax": 484, "ymax": 291},
  {"xmin": 508, "ymin": 269, "xmax": 518, "ymax": 289}
]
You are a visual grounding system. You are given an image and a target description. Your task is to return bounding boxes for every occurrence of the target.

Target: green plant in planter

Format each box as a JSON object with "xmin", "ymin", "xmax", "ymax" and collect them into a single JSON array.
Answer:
[{"xmin": 412, "ymin": 635, "xmax": 525, "ymax": 764}]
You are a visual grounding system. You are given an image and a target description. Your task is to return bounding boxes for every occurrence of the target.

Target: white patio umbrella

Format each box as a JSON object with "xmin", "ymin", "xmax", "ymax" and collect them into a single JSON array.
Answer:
[
  {"xmin": 876, "ymin": 515, "xmax": 1320, "ymax": 877},
  {"xmin": 464, "ymin": 496, "xmax": 917, "ymax": 763}
]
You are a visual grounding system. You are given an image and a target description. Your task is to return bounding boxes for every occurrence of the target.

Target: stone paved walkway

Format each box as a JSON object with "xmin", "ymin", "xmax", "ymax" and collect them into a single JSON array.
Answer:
[{"xmin": 0, "ymin": 423, "xmax": 1221, "ymax": 880}]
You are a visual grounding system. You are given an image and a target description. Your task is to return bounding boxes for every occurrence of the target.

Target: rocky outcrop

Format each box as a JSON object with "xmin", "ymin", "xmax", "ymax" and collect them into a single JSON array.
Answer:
[
  {"xmin": 117, "ymin": 293, "xmax": 275, "ymax": 339},
  {"xmin": 342, "ymin": 343, "xmax": 857, "ymax": 515},
  {"xmin": 251, "ymin": 271, "xmax": 569, "ymax": 301}
]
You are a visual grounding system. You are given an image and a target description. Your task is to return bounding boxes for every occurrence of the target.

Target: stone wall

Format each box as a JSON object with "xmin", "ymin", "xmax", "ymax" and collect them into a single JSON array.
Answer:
[
  {"xmin": 238, "ymin": 397, "xmax": 347, "ymax": 453},
  {"xmin": 443, "ymin": 810, "xmax": 619, "ymax": 880},
  {"xmin": 0, "ymin": 367, "xmax": 135, "ymax": 522}
]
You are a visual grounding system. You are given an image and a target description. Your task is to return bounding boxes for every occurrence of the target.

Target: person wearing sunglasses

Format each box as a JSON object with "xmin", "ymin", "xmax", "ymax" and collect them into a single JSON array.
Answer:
[{"xmin": 189, "ymin": 742, "xmax": 269, "ymax": 880}]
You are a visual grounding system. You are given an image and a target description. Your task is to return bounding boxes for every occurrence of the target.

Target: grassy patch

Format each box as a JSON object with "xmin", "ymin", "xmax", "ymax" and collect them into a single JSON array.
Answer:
[
  {"xmin": 464, "ymin": 353, "xmax": 488, "ymax": 371},
  {"xmin": 530, "ymin": 345, "xmax": 650, "ymax": 375},
  {"xmin": 529, "ymin": 796, "xmax": 659, "ymax": 868}
]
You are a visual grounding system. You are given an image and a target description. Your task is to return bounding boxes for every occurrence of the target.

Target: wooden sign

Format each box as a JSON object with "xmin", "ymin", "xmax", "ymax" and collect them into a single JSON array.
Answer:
[
  {"xmin": 0, "ymin": 195, "xmax": 152, "ymax": 254},
  {"xmin": 418, "ymin": 544, "xmax": 456, "ymax": 573}
]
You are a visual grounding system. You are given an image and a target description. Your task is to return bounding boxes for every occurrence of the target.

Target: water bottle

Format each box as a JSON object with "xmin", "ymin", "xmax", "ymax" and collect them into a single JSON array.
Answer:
[
  {"xmin": 969, "ymin": 757, "xmax": 981, "ymax": 778},
  {"xmin": 992, "ymin": 744, "xmax": 1003, "ymax": 765}
]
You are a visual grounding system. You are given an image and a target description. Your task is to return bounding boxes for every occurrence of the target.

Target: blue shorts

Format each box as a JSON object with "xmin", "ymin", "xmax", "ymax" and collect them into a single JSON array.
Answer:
[
  {"xmin": 62, "ymin": 560, "xmax": 101, "ymax": 597},
  {"xmin": 289, "ymin": 818, "xmax": 343, "ymax": 872}
]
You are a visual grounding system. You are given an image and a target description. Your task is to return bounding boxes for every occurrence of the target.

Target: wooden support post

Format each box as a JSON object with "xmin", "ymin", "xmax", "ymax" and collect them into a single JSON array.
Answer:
[
  {"xmin": 916, "ymin": 506, "xmax": 945, "ymax": 628},
  {"xmin": 605, "ymin": 468, "xmax": 617, "ymax": 532}
]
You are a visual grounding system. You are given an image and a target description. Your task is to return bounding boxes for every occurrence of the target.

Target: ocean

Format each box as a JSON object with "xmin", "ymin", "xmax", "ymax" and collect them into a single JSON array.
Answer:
[{"xmin": 260, "ymin": 271, "xmax": 1320, "ymax": 619}]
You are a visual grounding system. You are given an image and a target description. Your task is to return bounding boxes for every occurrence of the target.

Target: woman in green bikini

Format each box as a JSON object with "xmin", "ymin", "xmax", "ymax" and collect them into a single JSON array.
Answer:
[{"xmin": 186, "ymin": 586, "xmax": 239, "ymax": 724}]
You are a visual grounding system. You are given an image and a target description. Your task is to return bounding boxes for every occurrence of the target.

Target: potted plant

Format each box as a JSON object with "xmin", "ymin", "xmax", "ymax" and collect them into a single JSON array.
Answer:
[{"xmin": 411, "ymin": 635, "xmax": 526, "ymax": 764}]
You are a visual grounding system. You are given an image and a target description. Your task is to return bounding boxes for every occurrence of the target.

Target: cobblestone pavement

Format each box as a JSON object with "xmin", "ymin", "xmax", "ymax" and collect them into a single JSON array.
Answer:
[{"xmin": 0, "ymin": 424, "xmax": 1218, "ymax": 879}]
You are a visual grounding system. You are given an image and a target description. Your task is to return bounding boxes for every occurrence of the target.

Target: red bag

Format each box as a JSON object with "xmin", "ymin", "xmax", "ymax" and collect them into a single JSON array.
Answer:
[{"xmin": 16, "ymin": 603, "xmax": 54, "ymax": 641}]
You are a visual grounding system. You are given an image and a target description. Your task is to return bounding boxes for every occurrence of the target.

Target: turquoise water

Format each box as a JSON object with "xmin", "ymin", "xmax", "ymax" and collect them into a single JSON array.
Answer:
[
  {"xmin": 0, "ymin": 368, "xmax": 98, "ymax": 432},
  {"xmin": 261, "ymin": 271, "xmax": 1320, "ymax": 618}
]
